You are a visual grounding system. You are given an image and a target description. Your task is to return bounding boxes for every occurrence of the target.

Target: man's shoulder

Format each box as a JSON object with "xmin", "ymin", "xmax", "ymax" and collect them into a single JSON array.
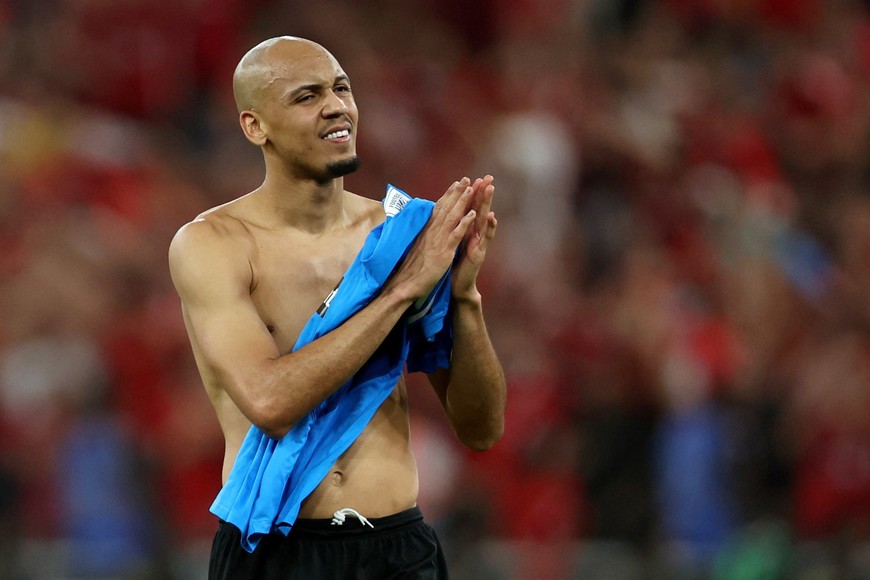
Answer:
[
  {"xmin": 176, "ymin": 195, "xmax": 254, "ymax": 241},
  {"xmin": 172, "ymin": 213, "xmax": 241, "ymax": 254},
  {"xmin": 169, "ymin": 200, "xmax": 254, "ymax": 275}
]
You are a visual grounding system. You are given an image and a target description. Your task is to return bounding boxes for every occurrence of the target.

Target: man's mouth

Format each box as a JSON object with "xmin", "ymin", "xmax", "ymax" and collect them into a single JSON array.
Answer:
[{"xmin": 323, "ymin": 129, "xmax": 350, "ymax": 140}]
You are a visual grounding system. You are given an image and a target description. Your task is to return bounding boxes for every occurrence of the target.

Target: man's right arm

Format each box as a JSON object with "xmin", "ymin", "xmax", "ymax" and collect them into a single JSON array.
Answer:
[
  {"xmin": 168, "ymin": 180, "xmax": 476, "ymax": 439},
  {"xmin": 169, "ymin": 218, "xmax": 417, "ymax": 439}
]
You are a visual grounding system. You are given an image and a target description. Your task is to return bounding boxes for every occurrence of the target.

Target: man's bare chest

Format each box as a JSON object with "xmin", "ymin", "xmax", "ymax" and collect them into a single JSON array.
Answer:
[{"xmin": 248, "ymin": 232, "xmax": 368, "ymax": 354}]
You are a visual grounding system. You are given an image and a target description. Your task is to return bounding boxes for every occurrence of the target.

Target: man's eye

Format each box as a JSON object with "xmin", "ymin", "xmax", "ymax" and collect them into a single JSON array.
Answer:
[{"xmin": 335, "ymin": 85, "xmax": 351, "ymax": 93}]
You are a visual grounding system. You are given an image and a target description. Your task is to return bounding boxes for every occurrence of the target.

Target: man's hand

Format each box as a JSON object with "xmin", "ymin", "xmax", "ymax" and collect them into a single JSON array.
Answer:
[
  {"xmin": 385, "ymin": 178, "xmax": 477, "ymax": 303},
  {"xmin": 452, "ymin": 175, "xmax": 497, "ymax": 303}
]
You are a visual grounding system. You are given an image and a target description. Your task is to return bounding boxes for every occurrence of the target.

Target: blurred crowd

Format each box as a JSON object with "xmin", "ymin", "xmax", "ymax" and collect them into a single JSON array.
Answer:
[{"xmin": 1, "ymin": 0, "xmax": 869, "ymax": 578}]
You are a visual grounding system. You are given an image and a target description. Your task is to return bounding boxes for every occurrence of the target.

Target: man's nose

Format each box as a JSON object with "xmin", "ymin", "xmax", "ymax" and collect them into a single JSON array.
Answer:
[{"xmin": 323, "ymin": 90, "xmax": 350, "ymax": 116}]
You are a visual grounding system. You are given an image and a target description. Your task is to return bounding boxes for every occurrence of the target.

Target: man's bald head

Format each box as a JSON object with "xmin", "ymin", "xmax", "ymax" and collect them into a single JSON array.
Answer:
[{"xmin": 232, "ymin": 36, "xmax": 337, "ymax": 113}]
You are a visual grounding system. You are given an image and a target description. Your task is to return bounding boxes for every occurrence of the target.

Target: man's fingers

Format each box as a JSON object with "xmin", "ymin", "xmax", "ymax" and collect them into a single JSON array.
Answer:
[
  {"xmin": 470, "ymin": 177, "xmax": 485, "ymax": 201},
  {"xmin": 474, "ymin": 212, "xmax": 497, "ymax": 255},
  {"xmin": 451, "ymin": 209, "xmax": 476, "ymax": 245},
  {"xmin": 433, "ymin": 179, "xmax": 471, "ymax": 227},
  {"xmin": 484, "ymin": 213, "xmax": 497, "ymax": 239},
  {"xmin": 432, "ymin": 176, "xmax": 495, "ymax": 252},
  {"xmin": 445, "ymin": 185, "xmax": 473, "ymax": 227},
  {"xmin": 445, "ymin": 177, "xmax": 471, "ymax": 208},
  {"xmin": 433, "ymin": 180, "xmax": 459, "ymax": 215},
  {"xmin": 476, "ymin": 183, "xmax": 494, "ymax": 236}
]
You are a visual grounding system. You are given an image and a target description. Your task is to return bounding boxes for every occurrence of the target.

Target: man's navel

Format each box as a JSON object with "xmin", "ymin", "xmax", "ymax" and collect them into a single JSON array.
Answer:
[{"xmin": 331, "ymin": 470, "xmax": 344, "ymax": 486}]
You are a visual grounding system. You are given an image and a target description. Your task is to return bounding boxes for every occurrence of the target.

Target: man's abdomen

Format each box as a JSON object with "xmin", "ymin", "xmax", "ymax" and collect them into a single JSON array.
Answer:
[{"xmin": 298, "ymin": 384, "xmax": 420, "ymax": 519}]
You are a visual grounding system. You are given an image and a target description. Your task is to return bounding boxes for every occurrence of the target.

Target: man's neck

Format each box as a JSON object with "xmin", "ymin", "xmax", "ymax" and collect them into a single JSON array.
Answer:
[{"xmin": 254, "ymin": 172, "xmax": 348, "ymax": 234}]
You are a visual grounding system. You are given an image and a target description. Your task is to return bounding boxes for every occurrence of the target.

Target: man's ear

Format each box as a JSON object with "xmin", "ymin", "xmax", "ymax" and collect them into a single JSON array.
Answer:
[{"xmin": 240, "ymin": 110, "xmax": 268, "ymax": 146}]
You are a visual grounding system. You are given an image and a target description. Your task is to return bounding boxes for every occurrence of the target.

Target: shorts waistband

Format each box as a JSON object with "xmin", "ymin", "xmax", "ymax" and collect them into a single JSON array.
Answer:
[{"xmin": 291, "ymin": 505, "xmax": 423, "ymax": 536}]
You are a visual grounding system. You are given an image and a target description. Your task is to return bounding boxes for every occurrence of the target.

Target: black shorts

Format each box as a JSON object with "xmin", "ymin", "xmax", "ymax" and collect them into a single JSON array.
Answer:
[{"xmin": 209, "ymin": 506, "xmax": 449, "ymax": 579}]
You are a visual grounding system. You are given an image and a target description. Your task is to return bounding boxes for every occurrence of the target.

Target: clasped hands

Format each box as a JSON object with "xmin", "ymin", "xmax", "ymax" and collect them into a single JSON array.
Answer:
[{"xmin": 389, "ymin": 176, "xmax": 497, "ymax": 305}]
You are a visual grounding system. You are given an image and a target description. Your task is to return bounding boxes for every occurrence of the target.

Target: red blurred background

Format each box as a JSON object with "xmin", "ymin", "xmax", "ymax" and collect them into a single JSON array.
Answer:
[{"xmin": 1, "ymin": 0, "xmax": 869, "ymax": 578}]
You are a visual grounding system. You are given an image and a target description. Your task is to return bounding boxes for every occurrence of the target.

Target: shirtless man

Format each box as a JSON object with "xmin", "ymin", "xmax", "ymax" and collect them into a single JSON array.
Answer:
[{"xmin": 168, "ymin": 36, "xmax": 505, "ymax": 579}]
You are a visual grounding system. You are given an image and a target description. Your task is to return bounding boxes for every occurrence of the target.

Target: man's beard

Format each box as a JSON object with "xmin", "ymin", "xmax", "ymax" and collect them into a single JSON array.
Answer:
[{"xmin": 326, "ymin": 156, "xmax": 361, "ymax": 178}]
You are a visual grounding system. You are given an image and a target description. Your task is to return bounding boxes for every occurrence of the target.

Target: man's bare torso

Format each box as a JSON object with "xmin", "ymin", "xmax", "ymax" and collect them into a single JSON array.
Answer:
[{"xmin": 184, "ymin": 190, "xmax": 420, "ymax": 519}]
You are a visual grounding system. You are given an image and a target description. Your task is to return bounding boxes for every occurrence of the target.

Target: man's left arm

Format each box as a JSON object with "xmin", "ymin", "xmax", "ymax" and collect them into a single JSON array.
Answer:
[{"xmin": 428, "ymin": 175, "xmax": 506, "ymax": 451}]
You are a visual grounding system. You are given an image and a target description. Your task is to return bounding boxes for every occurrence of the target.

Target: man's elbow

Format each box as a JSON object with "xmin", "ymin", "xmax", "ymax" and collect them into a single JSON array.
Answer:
[
  {"xmin": 463, "ymin": 437, "xmax": 499, "ymax": 452},
  {"xmin": 458, "ymin": 422, "xmax": 504, "ymax": 452},
  {"xmin": 247, "ymin": 399, "xmax": 297, "ymax": 440},
  {"xmin": 251, "ymin": 414, "xmax": 290, "ymax": 440},
  {"xmin": 259, "ymin": 423, "xmax": 291, "ymax": 440}
]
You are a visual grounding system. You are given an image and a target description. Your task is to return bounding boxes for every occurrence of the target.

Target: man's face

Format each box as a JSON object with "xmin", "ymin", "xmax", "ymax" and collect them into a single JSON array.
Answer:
[{"xmin": 257, "ymin": 45, "xmax": 359, "ymax": 182}]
